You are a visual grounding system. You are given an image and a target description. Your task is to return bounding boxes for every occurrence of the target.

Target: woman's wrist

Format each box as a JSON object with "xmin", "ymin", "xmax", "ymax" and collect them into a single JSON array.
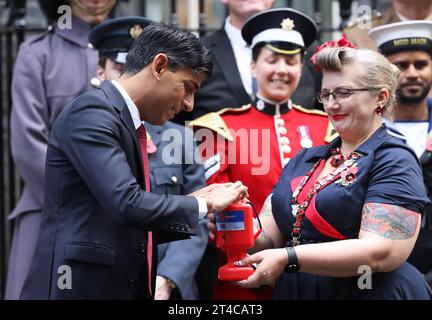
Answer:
[{"xmin": 285, "ymin": 246, "xmax": 300, "ymax": 273}]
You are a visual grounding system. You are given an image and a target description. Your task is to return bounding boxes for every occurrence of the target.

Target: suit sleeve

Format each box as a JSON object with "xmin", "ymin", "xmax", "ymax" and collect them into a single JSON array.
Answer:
[
  {"xmin": 61, "ymin": 99, "xmax": 199, "ymax": 233},
  {"xmin": 10, "ymin": 41, "xmax": 49, "ymax": 208}
]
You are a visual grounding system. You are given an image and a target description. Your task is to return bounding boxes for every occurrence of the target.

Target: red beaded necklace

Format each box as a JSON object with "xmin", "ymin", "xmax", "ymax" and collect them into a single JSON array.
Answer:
[
  {"xmin": 329, "ymin": 148, "xmax": 358, "ymax": 167},
  {"xmin": 290, "ymin": 149, "xmax": 361, "ymax": 246}
]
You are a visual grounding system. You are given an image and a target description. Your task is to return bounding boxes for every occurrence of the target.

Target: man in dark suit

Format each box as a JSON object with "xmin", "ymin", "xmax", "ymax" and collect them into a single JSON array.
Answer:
[
  {"xmin": 89, "ymin": 16, "xmax": 209, "ymax": 300},
  {"xmin": 20, "ymin": 23, "xmax": 248, "ymax": 300}
]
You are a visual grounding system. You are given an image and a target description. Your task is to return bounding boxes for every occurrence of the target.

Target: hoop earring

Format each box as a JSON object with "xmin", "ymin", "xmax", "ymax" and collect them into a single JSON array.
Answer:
[{"xmin": 375, "ymin": 106, "xmax": 384, "ymax": 116}]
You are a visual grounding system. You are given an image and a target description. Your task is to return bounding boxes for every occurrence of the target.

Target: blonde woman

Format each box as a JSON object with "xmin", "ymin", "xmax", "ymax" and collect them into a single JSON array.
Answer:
[{"xmin": 209, "ymin": 43, "xmax": 432, "ymax": 299}]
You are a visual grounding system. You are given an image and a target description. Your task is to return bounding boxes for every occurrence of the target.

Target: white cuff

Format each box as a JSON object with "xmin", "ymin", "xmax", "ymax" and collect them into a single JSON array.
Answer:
[{"xmin": 195, "ymin": 197, "xmax": 208, "ymax": 219}]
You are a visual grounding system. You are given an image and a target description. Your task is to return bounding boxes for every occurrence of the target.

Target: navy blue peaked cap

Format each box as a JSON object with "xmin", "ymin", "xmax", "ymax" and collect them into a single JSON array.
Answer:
[{"xmin": 89, "ymin": 16, "xmax": 154, "ymax": 63}]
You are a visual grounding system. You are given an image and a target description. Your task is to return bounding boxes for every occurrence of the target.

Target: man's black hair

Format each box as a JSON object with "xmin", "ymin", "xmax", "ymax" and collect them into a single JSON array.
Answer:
[{"xmin": 124, "ymin": 23, "xmax": 213, "ymax": 79}]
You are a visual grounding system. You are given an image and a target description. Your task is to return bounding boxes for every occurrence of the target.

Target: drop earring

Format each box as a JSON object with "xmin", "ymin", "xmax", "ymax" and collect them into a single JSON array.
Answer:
[{"xmin": 375, "ymin": 106, "xmax": 384, "ymax": 116}]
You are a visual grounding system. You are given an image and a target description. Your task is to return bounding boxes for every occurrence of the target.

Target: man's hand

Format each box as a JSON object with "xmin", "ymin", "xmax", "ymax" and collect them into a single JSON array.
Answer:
[
  {"xmin": 193, "ymin": 181, "xmax": 248, "ymax": 241},
  {"xmin": 190, "ymin": 181, "xmax": 248, "ymax": 213}
]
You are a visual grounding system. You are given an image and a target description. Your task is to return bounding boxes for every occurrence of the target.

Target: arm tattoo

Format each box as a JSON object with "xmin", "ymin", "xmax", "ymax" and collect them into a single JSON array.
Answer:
[
  {"xmin": 260, "ymin": 194, "xmax": 273, "ymax": 217},
  {"xmin": 361, "ymin": 203, "xmax": 419, "ymax": 240}
]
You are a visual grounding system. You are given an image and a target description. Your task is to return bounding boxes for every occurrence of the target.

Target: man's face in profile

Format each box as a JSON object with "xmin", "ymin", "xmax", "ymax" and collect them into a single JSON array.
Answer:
[{"xmin": 146, "ymin": 67, "xmax": 203, "ymax": 125}]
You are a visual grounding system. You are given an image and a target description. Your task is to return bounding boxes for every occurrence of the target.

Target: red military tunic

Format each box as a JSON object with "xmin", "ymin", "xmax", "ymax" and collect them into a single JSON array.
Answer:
[{"xmin": 190, "ymin": 100, "xmax": 335, "ymax": 299}]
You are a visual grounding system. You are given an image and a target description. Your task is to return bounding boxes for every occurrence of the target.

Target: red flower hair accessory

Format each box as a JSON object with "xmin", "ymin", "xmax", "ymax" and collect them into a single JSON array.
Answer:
[{"xmin": 310, "ymin": 34, "xmax": 357, "ymax": 67}]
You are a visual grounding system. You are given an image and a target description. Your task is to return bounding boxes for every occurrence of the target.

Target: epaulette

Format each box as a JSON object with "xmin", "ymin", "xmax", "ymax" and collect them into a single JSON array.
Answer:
[
  {"xmin": 26, "ymin": 28, "xmax": 52, "ymax": 44},
  {"xmin": 188, "ymin": 112, "xmax": 234, "ymax": 141},
  {"xmin": 292, "ymin": 104, "xmax": 328, "ymax": 116},
  {"xmin": 216, "ymin": 103, "xmax": 252, "ymax": 115}
]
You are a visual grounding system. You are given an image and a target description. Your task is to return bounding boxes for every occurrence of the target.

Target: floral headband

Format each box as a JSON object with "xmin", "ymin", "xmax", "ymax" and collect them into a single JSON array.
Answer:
[{"xmin": 310, "ymin": 34, "xmax": 357, "ymax": 70}]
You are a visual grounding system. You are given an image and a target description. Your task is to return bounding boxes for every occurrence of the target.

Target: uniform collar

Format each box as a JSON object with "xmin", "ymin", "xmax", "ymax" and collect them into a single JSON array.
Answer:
[
  {"xmin": 253, "ymin": 96, "xmax": 292, "ymax": 115},
  {"xmin": 304, "ymin": 125, "xmax": 388, "ymax": 162},
  {"xmin": 55, "ymin": 16, "xmax": 95, "ymax": 48}
]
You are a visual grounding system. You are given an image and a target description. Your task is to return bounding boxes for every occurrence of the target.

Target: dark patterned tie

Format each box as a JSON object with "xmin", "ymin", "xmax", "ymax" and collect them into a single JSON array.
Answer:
[{"xmin": 136, "ymin": 124, "xmax": 153, "ymax": 297}]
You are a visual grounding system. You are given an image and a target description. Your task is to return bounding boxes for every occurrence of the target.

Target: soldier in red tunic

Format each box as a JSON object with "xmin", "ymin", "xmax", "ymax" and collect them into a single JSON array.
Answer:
[{"xmin": 190, "ymin": 8, "xmax": 336, "ymax": 299}]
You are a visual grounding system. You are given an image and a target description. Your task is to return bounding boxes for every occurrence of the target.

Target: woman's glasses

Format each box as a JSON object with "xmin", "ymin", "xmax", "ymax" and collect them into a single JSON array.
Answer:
[{"xmin": 317, "ymin": 87, "xmax": 378, "ymax": 104}]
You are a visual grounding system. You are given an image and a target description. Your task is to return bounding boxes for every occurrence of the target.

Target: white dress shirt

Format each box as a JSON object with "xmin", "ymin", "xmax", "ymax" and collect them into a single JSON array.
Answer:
[{"xmin": 224, "ymin": 16, "xmax": 253, "ymax": 96}]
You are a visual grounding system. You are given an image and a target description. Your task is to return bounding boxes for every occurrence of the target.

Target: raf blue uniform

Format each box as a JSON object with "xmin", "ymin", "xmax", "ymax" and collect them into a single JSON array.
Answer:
[
  {"xmin": 145, "ymin": 122, "xmax": 208, "ymax": 300},
  {"xmin": 271, "ymin": 125, "xmax": 432, "ymax": 299},
  {"xmin": 7, "ymin": 16, "xmax": 98, "ymax": 300}
]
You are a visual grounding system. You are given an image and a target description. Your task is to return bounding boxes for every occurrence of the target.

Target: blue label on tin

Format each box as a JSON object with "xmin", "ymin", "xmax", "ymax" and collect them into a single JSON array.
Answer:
[{"xmin": 216, "ymin": 210, "xmax": 245, "ymax": 231}]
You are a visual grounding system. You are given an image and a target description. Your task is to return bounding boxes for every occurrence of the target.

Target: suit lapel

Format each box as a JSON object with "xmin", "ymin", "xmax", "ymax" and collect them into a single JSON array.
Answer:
[
  {"xmin": 208, "ymin": 29, "xmax": 251, "ymax": 103},
  {"xmin": 98, "ymin": 81, "xmax": 144, "ymax": 181}
]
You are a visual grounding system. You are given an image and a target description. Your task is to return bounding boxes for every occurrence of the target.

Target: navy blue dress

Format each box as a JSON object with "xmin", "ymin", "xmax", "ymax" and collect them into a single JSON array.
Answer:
[{"xmin": 272, "ymin": 125, "xmax": 432, "ymax": 299}]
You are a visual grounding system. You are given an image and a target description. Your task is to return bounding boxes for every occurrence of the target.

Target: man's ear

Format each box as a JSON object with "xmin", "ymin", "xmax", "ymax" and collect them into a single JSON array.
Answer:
[{"xmin": 151, "ymin": 53, "xmax": 169, "ymax": 80}]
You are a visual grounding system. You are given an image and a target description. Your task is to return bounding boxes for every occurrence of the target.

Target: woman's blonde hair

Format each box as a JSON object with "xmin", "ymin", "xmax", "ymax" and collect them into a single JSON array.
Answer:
[{"xmin": 314, "ymin": 47, "xmax": 400, "ymax": 114}]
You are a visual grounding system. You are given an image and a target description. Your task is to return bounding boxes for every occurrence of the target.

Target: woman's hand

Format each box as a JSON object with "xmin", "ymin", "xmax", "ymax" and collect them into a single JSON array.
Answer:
[{"xmin": 234, "ymin": 248, "xmax": 288, "ymax": 288}]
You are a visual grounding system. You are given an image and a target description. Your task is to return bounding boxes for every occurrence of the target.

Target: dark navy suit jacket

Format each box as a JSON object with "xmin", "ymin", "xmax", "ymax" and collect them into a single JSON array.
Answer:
[{"xmin": 20, "ymin": 81, "xmax": 199, "ymax": 300}]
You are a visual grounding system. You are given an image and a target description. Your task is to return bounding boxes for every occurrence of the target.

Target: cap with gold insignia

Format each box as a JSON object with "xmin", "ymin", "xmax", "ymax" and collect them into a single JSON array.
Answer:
[
  {"xmin": 369, "ymin": 20, "xmax": 432, "ymax": 56},
  {"xmin": 241, "ymin": 8, "xmax": 318, "ymax": 55},
  {"xmin": 88, "ymin": 16, "xmax": 154, "ymax": 64}
]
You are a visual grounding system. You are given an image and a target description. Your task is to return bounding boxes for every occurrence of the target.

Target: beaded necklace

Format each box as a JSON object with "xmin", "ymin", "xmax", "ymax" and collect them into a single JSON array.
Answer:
[{"xmin": 290, "ymin": 149, "xmax": 362, "ymax": 246}]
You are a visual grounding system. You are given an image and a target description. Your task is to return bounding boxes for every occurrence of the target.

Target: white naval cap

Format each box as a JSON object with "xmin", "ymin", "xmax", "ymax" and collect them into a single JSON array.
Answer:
[
  {"xmin": 369, "ymin": 20, "xmax": 432, "ymax": 56},
  {"xmin": 241, "ymin": 8, "xmax": 318, "ymax": 52}
]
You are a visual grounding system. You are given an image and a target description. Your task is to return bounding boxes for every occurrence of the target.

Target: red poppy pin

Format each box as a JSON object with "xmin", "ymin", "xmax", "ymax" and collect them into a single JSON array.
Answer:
[{"xmin": 336, "ymin": 166, "xmax": 358, "ymax": 187}]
